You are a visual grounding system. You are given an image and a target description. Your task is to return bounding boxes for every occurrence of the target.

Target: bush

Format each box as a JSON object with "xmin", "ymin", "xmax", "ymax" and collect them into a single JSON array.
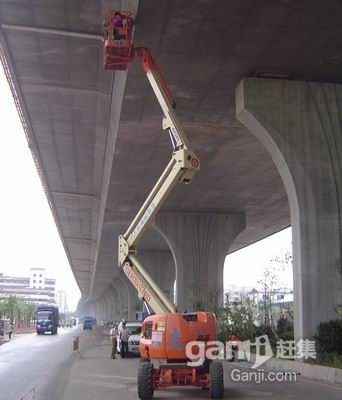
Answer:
[
  {"xmin": 314, "ymin": 319, "xmax": 342, "ymax": 356},
  {"xmin": 314, "ymin": 353, "xmax": 342, "ymax": 369},
  {"xmin": 277, "ymin": 317, "xmax": 294, "ymax": 341},
  {"xmin": 254, "ymin": 325, "xmax": 277, "ymax": 349}
]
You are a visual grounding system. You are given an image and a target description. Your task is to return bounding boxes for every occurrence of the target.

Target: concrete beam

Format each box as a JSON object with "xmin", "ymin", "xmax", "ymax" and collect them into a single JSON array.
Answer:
[
  {"xmin": 236, "ymin": 78, "xmax": 342, "ymax": 340},
  {"xmin": 154, "ymin": 211, "xmax": 245, "ymax": 311}
]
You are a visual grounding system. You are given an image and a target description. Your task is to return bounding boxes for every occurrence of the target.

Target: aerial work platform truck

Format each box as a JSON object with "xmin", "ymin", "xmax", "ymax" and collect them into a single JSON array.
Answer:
[{"xmin": 104, "ymin": 11, "xmax": 224, "ymax": 399}]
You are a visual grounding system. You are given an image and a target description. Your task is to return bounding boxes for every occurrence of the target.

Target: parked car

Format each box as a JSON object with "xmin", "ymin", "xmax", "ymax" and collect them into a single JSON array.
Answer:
[{"xmin": 127, "ymin": 322, "xmax": 142, "ymax": 356}]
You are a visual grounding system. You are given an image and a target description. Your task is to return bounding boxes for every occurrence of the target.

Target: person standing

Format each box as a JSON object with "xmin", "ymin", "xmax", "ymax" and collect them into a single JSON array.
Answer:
[
  {"xmin": 120, "ymin": 322, "xmax": 131, "ymax": 359},
  {"xmin": 118, "ymin": 318, "xmax": 125, "ymax": 335},
  {"xmin": 117, "ymin": 318, "xmax": 125, "ymax": 353},
  {"xmin": 110, "ymin": 323, "xmax": 119, "ymax": 359},
  {"xmin": 8, "ymin": 323, "xmax": 13, "ymax": 340}
]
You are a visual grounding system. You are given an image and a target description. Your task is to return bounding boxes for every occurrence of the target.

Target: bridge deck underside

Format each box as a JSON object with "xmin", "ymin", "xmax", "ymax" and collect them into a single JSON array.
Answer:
[{"xmin": 1, "ymin": 0, "xmax": 341, "ymax": 299}]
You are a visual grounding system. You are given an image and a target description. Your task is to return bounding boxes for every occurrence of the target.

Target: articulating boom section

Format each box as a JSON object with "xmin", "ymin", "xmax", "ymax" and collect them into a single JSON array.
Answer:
[{"xmin": 118, "ymin": 48, "xmax": 200, "ymax": 315}]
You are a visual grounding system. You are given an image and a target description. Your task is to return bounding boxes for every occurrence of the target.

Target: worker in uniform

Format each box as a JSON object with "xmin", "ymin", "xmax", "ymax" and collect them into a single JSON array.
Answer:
[
  {"xmin": 110, "ymin": 322, "xmax": 119, "ymax": 359},
  {"xmin": 112, "ymin": 11, "xmax": 124, "ymax": 41}
]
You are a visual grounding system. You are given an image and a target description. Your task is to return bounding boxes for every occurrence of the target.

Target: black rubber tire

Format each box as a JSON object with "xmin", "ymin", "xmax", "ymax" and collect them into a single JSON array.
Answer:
[
  {"xmin": 209, "ymin": 361, "xmax": 224, "ymax": 399},
  {"xmin": 138, "ymin": 360, "xmax": 154, "ymax": 400}
]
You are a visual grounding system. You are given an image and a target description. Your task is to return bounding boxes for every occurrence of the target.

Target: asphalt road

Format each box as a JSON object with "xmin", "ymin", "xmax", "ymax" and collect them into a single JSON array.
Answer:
[
  {"xmin": 60, "ymin": 329, "xmax": 342, "ymax": 400},
  {"xmin": 0, "ymin": 327, "xmax": 341, "ymax": 400},
  {"xmin": 0, "ymin": 325, "xmax": 87, "ymax": 400}
]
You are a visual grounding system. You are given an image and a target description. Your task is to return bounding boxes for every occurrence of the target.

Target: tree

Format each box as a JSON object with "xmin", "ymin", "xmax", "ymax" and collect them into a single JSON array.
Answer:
[
  {"xmin": 257, "ymin": 251, "xmax": 292, "ymax": 338},
  {"xmin": 0, "ymin": 295, "xmax": 37, "ymax": 327},
  {"xmin": 4, "ymin": 296, "xmax": 18, "ymax": 324},
  {"xmin": 216, "ymin": 292, "xmax": 257, "ymax": 342}
]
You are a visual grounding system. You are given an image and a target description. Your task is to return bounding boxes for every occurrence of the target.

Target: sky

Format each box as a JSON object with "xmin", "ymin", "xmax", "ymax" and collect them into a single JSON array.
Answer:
[
  {"xmin": 0, "ymin": 63, "xmax": 293, "ymax": 313},
  {"xmin": 0, "ymin": 65, "xmax": 81, "ymax": 311},
  {"xmin": 224, "ymin": 228, "xmax": 293, "ymax": 291}
]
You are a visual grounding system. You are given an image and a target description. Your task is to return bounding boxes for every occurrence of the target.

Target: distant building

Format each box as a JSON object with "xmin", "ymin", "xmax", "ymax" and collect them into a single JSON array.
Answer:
[
  {"xmin": 224, "ymin": 284, "xmax": 293, "ymax": 305},
  {"xmin": 224, "ymin": 284, "xmax": 254, "ymax": 303},
  {"xmin": 224, "ymin": 284, "xmax": 294, "ymax": 326},
  {"xmin": 0, "ymin": 268, "xmax": 56, "ymax": 304},
  {"xmin": 55, "ymin": 291, "xmax": 68, "ymax": 314}
]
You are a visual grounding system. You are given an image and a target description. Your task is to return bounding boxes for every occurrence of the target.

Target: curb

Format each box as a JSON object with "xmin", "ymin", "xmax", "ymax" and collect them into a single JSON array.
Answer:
[{"xmin": 264, "ymin": 358, "xmax": 342, "ymax": 385}]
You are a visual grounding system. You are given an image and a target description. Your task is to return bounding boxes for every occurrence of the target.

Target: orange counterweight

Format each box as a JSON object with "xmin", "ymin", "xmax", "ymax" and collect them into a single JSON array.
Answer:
[{"xmin": 140, "ymin": 312, "xmax": 217, "ymax": 361}]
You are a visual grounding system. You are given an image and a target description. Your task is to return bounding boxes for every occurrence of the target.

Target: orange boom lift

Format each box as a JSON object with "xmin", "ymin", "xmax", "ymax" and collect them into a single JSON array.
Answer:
[{"xmin": 103, "ymin": 11, "xmax": 224, "ymax": 399}]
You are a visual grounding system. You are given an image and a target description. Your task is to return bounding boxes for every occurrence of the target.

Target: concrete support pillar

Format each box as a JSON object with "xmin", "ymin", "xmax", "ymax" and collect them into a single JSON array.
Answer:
[
  {"xmin": 118, "ymin": 269, "xmax": 141, "ymax": 320},
  {"xmin": 139, "ymin": 250, "xmax": 176, "ymax": 301},
  {"xmin": 96, "ymin": 297, "xmax": 106, "ymax": 322},
  {"xmin": 95, "ymin": 299, "xmax": 100, "ymax": 321},
  {"xmin": 89, "ymin": 302, "xmax": 96, "ymax": 317},
  {"xmin": 113, "ymin": 274, "xmax": 140, "ymax": 320},
  {"xmin": 103, "ymin": 289, "xmax": 114, "ymax": 321},
  {"xmin": 113, "ymin": 277, "xmax": 128, "ymax": 320},
  {"xmin": 102, "ymin": 294, "xmax": 109, "ymax": 321},
  {"xmin": 108, "ymin": 294, "xmax": 115, "ymax": 321},
  {"xmin": 110, "ymin": 285, "xmax": 121, "ymax": 322},
  {"xmin": 236, "ymin": 78, "xmax": 342, "ymax": 340},
  {"xmin": 126, "ymin": 282, "xmax": 141, "ymax": 320},
  {"xmin": 79, "ymin": 300, "xmax": 97, "ymax": 319},
  {"xmin": 154, "ymin": 212, "xmax": 245, "ymax": 312}
]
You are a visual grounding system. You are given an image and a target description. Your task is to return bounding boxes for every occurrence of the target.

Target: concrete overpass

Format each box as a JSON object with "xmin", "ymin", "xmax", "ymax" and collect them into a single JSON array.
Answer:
[{"xmin": 0, "ymin": 0, "xmax": 341, "ymax": 339}]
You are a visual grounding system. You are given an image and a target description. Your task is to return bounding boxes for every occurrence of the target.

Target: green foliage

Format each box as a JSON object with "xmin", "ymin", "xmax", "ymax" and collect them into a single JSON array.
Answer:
[
  {"xmin": 276, "ymin": 316, "xmax": 294, "ymax": 341},
  {"xmin": 256, "ymin": 251, "xmax": 292, "ymax": 332},
  {"xmin": 216, "ymin": 293, "xmax": 256, "ymax": 342},
  {"xmin": 216, "ymin": 298, "xmax": 294, "ymax": 345},
  {"xmin": 314, "ymin": 319, "xmax": 342, "ymax": 356},
  {"xmin": 0, "ymin": 295, "xmax": 37, "ymax": 327},
  {"xmin": 309, "ymin": 319, "xmax": 342, "ymax": 369},
  {"xmin": 313, "ymin": 353, "xmax": 342, "ymax": 369}
]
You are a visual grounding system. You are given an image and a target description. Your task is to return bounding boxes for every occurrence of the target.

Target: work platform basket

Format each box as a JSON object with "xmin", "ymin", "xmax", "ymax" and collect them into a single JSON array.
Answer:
[{"xmin": 103, "ymin": 11, "xmax": 135, "ymax": 70}]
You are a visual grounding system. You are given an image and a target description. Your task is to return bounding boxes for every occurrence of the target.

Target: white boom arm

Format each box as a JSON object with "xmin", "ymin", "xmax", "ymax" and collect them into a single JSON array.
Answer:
[{"xmin": 118, "ymin": 48, "xmax": 200, "ymax": 314}]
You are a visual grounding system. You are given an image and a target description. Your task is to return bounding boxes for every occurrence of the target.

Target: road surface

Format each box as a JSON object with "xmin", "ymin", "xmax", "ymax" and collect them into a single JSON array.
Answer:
[
  {"xmin": 0, "ymin": 327, "xmax": 341, "ymax": 400},
  {"xmin": 0, "ymin": 325, "xmax": 89, "ymax": 400}
]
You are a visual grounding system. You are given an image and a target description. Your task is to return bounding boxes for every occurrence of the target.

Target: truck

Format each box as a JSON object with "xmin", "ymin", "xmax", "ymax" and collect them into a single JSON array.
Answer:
[
  {"xmin": 83, "ymin": 316, "xmax": 94, "ymax": 330},
  {"xmin": 36, "ymin": 304, "xmax": 59, "ymax": 335},
  {"xmin": 104, "ymin": 12, "xmax": 223, "ymax": 400}
]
